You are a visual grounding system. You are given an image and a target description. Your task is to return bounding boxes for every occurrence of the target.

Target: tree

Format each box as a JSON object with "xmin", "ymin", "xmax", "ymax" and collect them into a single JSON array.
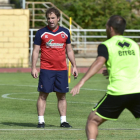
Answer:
[
  {"xmin": 10, "ymin": 0, "xmax": 22, "ymax": 8},
  {"xmin": 62, "ymin": 0, "xmax": 139, "ymax": 29},
  {"xmin": 26, "ymin": 0, "xmax": 140, "ymax": 29}
]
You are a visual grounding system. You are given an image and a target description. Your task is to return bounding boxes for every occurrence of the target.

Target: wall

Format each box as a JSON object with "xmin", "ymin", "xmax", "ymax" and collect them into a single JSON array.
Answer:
[
  {"xmin": 0, "ymin": 0, "xmax": 9, "ymax": 4},
  {"xmin": 0, "ymin": 9, "xmax": 29, "ymax": 67}
]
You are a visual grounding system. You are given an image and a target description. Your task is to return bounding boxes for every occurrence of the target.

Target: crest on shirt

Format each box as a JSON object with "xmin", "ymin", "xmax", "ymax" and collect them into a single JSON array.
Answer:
[
  {"xmin": 45, "ymin": 35, "xmax": 48, "ymax": 38},
  {"xmin": 61, "ymin": 34, "xmax": 65, "ymax": 38}
]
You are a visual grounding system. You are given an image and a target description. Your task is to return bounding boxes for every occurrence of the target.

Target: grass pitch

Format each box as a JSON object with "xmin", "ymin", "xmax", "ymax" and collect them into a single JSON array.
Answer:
[{"xmin": 0, "ymin": 72, "xmax": 140, "ymax": 140}]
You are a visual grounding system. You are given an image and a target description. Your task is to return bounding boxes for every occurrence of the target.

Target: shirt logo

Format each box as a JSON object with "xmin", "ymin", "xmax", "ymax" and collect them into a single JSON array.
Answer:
[
  {"xmin": 117, "ymin": 40, "xmax": 135, "ymax": 56},
  {"xmin": 118, "ymin": 42, "xmax": 130, "ymax": 48},
  {"xmin": 61, "ymin": 34, "xmax": 65, "ymax": 38},
  {"xmin": 46, "ymin": 39, "xmax": 64, "ymax": 48},
  {"xmin": 116, "ymin": 40, "xmax": 131, "ymax": 49},
  {"xmin": 45, "ymin": 35, "xmax": 48, "ymax": 38}
]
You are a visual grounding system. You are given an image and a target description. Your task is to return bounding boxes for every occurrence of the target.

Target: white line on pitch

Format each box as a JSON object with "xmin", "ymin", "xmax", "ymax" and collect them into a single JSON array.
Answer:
[
  {"xmin": 0, "ymin": 128, "xmax": 140, "ymax": 131},
  {"xmin": 0, "ymin": 84, "xmax": 106, "ymax": 105},
  {"xmin": 0, "ymin": 128, "xmax": 83, "ymax": 131},
  {"xmin": 1, "ymin": 92, "xmax": 97, "ymax": 105},
  {"xmin": 0, "ymin": 84, "xmax": 37, "ymax": 87},
  {"xmin": 0, "ymin": 84, "xmax": 107, "ymax": 92}
]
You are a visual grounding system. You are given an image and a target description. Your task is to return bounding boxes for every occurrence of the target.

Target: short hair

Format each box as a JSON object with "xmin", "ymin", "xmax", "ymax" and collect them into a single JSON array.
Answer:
[
  {"xmin": 107, "ymin": 15, "xmax": 126, "ymax": 35},
  {"xmin": 45, "ymin": 7, "xmax": 60, "ymax": 18}
]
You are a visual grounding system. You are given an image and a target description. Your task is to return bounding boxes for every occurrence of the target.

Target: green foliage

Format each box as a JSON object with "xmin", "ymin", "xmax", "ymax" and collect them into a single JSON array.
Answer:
[
  {"xmin": 26, "ymin": 0, "xmax": 140, "ymax": 29},
  {"xmin": 62, "ymin": 0, "xmax": 140, "ymax": 29},
  {"xmin": 10, "ymin": 0, "xmax": 22, "ymax": 8}
]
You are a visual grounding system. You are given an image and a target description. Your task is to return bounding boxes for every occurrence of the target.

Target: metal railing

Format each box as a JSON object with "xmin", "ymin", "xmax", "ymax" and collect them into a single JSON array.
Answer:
[
  {"xmin": 29, "ymin": 29, "xmax": 140, "ymax": 62},
  {"xmin": 71, "ymin": 29, "xmax": 140, "ymax": 51},
  {"xmin": 25, "ymin": 1, "xmax": 82, "ymax": 30}
]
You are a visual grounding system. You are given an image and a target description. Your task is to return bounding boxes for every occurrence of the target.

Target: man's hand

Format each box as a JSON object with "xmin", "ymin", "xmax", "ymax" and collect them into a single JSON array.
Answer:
[
  {"xmin": 71, "ymin": 57, "xmax": 106, "ymax": 96},
  {"xmin": 72, "ymin": 67, "xmax": 78, "ymax": 79},
  {"xmin": 31, "ymin": 68, "xmax": 38, "ymax": 78},
  {"xmin": 102, "ymin": 69, "xmax": 109, "ymax": 79},
  {"xmin": 70, "ymin": 80, "xmax": 84, "ymax": 96}
]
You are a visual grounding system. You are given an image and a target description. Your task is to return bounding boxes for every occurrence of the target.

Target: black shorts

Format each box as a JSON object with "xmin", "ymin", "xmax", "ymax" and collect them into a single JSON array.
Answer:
[
  {"xmin": 38, "ymin": 69, "xmax": 69, "ymax": 93},
  {"xmin": 93, "ymin": 93, "xmax": 140, "ymax": 120}
]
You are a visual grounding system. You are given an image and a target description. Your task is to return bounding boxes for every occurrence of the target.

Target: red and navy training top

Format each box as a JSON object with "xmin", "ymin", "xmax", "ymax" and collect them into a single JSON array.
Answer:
[{"xmin": 34, "ymin": 26, "xmax": 71, "ymax": 70}]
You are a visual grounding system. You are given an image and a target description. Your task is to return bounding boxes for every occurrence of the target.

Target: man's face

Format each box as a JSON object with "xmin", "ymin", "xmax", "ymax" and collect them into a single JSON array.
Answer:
[{"xmin": 47, "ymin": 12, "xmax": 60, "ymax": 30}]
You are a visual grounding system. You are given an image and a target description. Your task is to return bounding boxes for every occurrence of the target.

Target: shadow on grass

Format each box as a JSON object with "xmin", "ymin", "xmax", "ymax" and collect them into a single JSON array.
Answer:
[{"xmin": 1, "ymin": 122, "xmax": 58, "ymax": 128}]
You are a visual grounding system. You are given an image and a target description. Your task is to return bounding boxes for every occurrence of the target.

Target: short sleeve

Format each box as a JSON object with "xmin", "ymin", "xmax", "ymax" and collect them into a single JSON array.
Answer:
[
  {"xmin": 66, "ymin": 30, "xmax": 71, "ymax": 44},
  {"xmin": 97, "ymin": 44, "xmax": 108, "ymax": 61},
  {"xmin": 34, "ymin": 30, "xmax": 42, "ymax": 45}
]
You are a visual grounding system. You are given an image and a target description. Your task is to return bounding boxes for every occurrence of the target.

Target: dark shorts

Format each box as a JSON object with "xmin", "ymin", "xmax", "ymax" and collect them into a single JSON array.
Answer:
[
  {"xmin": 38, "ymin": 69, "xmax": 69, "ymax": 93},
  {"xmin": 93, "ymin": 93, "xmax": 140, "ymax": 120}
]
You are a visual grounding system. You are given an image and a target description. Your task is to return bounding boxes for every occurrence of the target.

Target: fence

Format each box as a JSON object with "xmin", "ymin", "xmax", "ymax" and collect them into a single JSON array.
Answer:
[
  {"xmin": 26, "ymin": 2, "xmax": 82, "ymax": 30},
  {"xmin": 29, "ymin": 29, "xmax": 140, "ymax": 62}
]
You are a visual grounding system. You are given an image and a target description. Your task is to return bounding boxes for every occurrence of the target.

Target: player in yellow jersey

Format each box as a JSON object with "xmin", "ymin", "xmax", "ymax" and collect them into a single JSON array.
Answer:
[{"xmin": 70, "ymin": 15, "xmax": 140, "ymax": 140}]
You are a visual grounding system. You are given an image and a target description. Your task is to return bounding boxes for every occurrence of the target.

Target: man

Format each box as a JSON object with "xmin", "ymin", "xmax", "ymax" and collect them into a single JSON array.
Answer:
[
  {"xmin": 70, "ymin": 15, "xmax": 140, "ymax": 140},
  {"xmin": 31, "ymin": 7, "xmax": 78, "ymax": 128}
]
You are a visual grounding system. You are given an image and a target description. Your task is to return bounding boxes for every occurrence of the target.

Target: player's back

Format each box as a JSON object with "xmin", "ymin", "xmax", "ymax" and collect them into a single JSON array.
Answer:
[{"xmin": 103, "ymin": 35, "xmax": 140, "ymax": 95}]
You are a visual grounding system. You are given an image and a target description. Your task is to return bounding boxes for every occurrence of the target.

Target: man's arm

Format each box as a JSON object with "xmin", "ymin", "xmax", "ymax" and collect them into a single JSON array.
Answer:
[
  {"xmin": 97, "ymin": 44, "xmax": 109, "ymax": 79},
  {"xmin": 66, "ymin": 44, "xmax": 78, "ymax": 77},
  {"xmin": 31, "ymin": 44, "xmax": 40, "ymax": 78},
  {"xmin": 70, "ymin": 56, "xmax": 106, "ymax": 96}
]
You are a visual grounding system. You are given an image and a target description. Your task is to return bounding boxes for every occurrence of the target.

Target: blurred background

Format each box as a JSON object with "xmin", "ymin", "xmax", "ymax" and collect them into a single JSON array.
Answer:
[{"xmin": 0, "ymin": 0, "xmax": 140, "ymax": 71}]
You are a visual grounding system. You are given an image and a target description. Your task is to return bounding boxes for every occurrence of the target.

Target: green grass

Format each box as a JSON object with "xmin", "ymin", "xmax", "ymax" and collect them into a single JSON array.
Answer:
[{"xmin": 0, "ymin": 73, "xmax": 140, "ymax": 140}]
